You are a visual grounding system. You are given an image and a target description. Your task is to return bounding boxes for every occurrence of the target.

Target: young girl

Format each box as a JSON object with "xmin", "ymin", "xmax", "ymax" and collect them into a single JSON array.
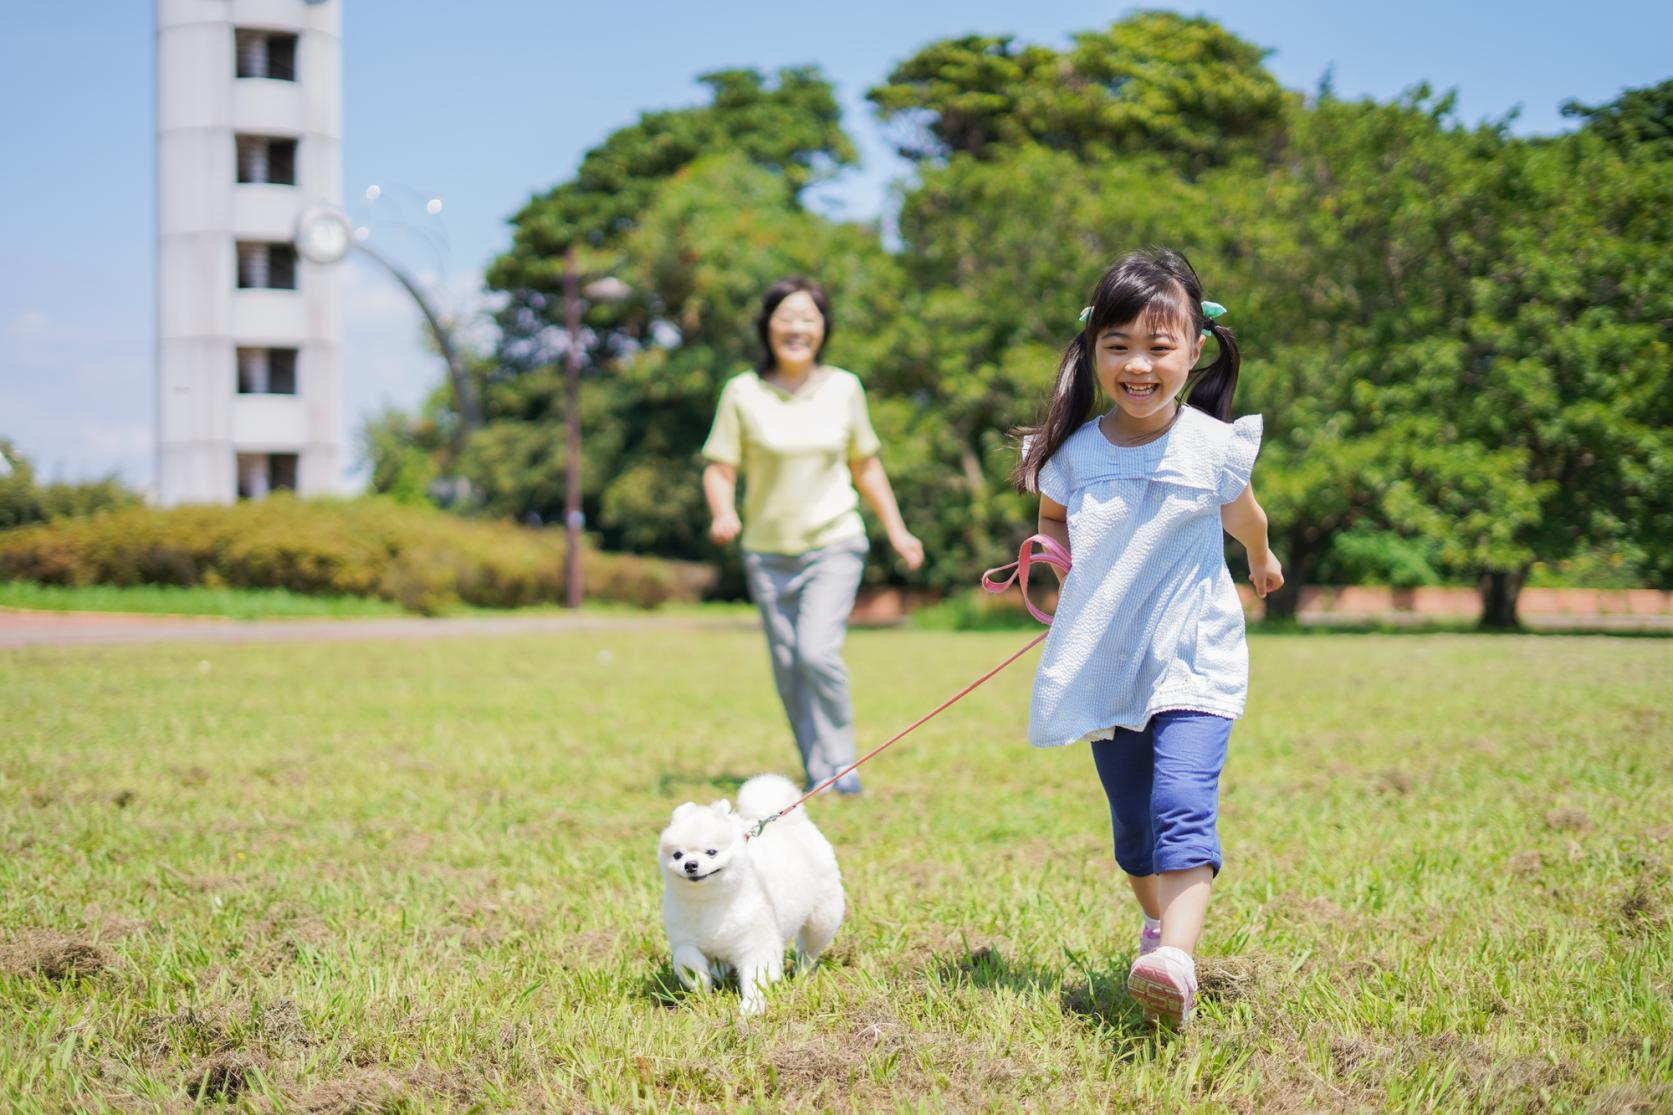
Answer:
[{"xmin": 1016, "ymin": 249, "xmax": 1283, "ymax": 1028}]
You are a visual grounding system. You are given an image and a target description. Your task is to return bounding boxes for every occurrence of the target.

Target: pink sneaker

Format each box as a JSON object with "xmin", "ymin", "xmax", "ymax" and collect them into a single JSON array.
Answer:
[
  {"xmin": 1139, "ymin": 917, "xmax": 1163, "ymax": 957},
  {"xmin": 1127, "ymin": 945, "xmax": 1198, "ymax": 1027}
]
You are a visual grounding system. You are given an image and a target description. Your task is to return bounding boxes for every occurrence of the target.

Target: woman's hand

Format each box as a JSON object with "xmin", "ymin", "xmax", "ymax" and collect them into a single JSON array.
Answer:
[
  {"xmin": 709, "ymin": 510, "xmax": 742, "ymax": 545},
  {"xmin": 889, "ymin": 529, "xmax": 925, "ymax": 572},
  {"xmin": 1248, "ymin": 548, "xmax": 1284, "ymax": 599}
]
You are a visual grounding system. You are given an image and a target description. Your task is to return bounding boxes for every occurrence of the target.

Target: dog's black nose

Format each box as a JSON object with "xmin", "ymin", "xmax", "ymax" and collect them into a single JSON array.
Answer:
[{"xmin": 684, "ymin": 860, "xmax": 699, "ymax": 873}]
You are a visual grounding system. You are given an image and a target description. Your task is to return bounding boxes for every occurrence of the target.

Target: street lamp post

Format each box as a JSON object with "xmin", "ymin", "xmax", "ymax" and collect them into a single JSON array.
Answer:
[
  {"xmin": 560, "ymin": 245, "xmax": 632, "ymax": 610},
  {"xmin": 294, "ymin": 202, "xmax": 482, "ymax": 453},
  {"xmin": 563, "ymin": 246, "xmax": 584, "ymax": 610}
]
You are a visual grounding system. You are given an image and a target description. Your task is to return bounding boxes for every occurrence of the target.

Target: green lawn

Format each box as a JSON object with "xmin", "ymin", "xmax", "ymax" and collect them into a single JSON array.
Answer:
[
  {"xmin": 0, "ymin": 582, "xmax": 406, "ymax": 619},
  {"xmin": 0, "ymin": 581, "xmax": 757, "ymax": 622},
  {"xmin": 1, "ymin": 629, "xmax": 1669, "ymax": 1111}
]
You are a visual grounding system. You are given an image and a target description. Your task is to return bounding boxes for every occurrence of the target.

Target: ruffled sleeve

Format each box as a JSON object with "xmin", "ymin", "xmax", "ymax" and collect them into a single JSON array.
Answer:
[
  {"xmin": 1023, "ymin": 436, "xmax": 1071, "ymax": 504},
  {"xmin": 1217, "ymin": 415, "xmax": 1263, "ymax": 504},
  {"xmin": 1039, "ymin": 453, "xmax": 1071, "ymax": 504}
]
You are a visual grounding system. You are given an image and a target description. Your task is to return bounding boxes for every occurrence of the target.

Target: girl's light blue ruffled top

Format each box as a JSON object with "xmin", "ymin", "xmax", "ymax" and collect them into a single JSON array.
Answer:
[{"xmin": 1029, "ymin": 407, "xmax": 1262, "ymax": 747}]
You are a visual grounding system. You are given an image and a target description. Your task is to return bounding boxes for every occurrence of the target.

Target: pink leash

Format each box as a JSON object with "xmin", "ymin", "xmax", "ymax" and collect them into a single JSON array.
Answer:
[{"xmin": 747, "ymin": 534, "xmax": 1071, "ymax": 838}]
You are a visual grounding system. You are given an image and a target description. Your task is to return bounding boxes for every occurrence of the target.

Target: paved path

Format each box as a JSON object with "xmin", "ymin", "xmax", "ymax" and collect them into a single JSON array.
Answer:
[{"xmin": 0, "ymin": 609, "xmax": 755, "ymax": 649}]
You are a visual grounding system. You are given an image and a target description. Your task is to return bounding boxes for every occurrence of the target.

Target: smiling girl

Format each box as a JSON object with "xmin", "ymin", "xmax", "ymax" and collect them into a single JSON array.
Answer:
[{"xmin": 1015, "ymin": 249, "xmax": 1283, "ymax": 1028}]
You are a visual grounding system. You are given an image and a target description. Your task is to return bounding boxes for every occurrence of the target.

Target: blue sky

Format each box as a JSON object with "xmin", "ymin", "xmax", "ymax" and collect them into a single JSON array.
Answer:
[{"xmin": 2, "ymin": 1, "xmax": 1668, "ymax": 489}]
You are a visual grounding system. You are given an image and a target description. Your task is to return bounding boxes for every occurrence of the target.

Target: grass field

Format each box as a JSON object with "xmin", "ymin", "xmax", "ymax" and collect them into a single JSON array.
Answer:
[
  {"xmin": 0, "ymin": 582, "xmax": 408, "ymax": 619},
  {"xmin": 0, "ymin": 582, "xmax": 757, "ymax": 623},
  {"xmin": 2, "ymin": 627, "xmax": 1670, "ymax": 1111}
]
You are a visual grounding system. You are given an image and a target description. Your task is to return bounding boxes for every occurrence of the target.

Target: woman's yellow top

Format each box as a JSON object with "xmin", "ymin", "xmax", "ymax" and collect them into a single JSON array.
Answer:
[{"xmin": 701, "ymin": 367, "xmax": 881, "ymax": 555}]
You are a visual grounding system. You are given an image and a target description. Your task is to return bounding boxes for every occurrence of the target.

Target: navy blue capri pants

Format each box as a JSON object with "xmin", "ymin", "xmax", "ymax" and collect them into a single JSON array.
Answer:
[{"xmin": 1090, "ymin": 710, "xmax": 1232, "ymax": 877}]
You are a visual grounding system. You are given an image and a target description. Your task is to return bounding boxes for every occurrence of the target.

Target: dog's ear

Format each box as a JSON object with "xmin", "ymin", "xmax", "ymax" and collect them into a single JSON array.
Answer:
[
  {"xmin": 672, "ymin": 802, "xmax": 700, "ymax": 820},
  {"xmin": 709, "ymin": 799, "xmax": 732, "ymax": 816}
]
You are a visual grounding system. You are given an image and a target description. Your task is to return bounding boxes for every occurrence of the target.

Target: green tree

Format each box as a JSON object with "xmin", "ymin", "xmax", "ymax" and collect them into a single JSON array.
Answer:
[
  {"xmin": 868, "ymin": 12, "xmax": 1289, "ymax": 170},
  {"xmin": 0, "ymin": 439, "xmax": 139, "ymax": 530},
  {"xmin": 1225, "ymin": 90, "xmax": 1544, "ymax": 619},
  {"xmin": 1451, "ymin": 129, "xmax": 1673, "ymax": 621},
  {"xmin": 1561, "ymin": 78, "xmax": 1673, "ymax": 160}
]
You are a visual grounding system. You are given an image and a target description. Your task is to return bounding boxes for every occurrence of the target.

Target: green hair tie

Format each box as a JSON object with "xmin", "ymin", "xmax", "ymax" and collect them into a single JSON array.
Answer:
[{"xmin": 1201, "ymin": 301, "xmax": 1227, "ymax": 335}]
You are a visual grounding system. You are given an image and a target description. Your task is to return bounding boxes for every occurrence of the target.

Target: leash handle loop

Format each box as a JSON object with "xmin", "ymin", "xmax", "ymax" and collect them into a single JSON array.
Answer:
[{"xmin": 980, "ymin": 533, "xmax": 1072, "ymax": 625}]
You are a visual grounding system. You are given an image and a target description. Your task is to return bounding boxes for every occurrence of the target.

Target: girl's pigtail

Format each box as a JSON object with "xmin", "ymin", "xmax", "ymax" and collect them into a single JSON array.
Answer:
[
  {"xmin": 1184, "ymin": 321, "xmax": 1240, "ymax": 422},
  {"xmin": 1013, "ymin": 333, "xmax": 1096, "ymax": 493}
]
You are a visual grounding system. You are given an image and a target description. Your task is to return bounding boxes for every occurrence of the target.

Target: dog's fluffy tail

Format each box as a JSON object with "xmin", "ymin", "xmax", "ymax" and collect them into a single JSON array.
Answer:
[{"xmin": 735, "ymin": 773, "xmax": 805, "ymax": 823}]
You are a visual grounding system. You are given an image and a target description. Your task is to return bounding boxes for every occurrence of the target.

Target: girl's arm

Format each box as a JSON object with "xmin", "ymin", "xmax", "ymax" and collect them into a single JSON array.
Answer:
[
  {"xmin": 1220, "ymin": 483, "xmax": 1284, "ymax": 599},
  {"xmin": 1038, "ymin": 495, "xmax": 1070, "ymax": 581},
  {"xmin": 703, "ymin": 461, "xmax": 741, "ymax": 544},
  {"xmin": 850, "ymin": 455, "xmax": 924, "ymax": 570}
]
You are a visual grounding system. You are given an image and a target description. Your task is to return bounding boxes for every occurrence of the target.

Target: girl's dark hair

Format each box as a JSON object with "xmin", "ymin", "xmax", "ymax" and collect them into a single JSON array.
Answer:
[
  {"xmin": 755, "ymin": 276, "xmax": 832, "ymax": 373},
  {"xmin": 1013, "ymin": 248, "xmax": 1240, "ymax": 493}
]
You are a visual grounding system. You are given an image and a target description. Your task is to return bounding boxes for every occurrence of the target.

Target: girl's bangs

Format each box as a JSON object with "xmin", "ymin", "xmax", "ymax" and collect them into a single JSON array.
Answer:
[{"xmin": 1087, "ymin": 275, "xmax": 1196, "ymax": 339}]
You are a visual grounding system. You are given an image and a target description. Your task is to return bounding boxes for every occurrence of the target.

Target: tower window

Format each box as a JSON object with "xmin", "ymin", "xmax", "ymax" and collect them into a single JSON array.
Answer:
[
  {"xmin": 237, "ymin": 242, "xmax": 297, "ymax": 290},
  {"xmin": 235, "ymin": 31, "xmax": 298, "ymax": 81},
  {"xmin": 236, "ymin": 348, "xmax": 298, "ymax": 395},
  {"xmin": 236, "ymin": 453, "xmax": 299, "ymax": 500},
  {"xmin": 236, "ymin": 136, "xmax": 297, "ymax": 185}
]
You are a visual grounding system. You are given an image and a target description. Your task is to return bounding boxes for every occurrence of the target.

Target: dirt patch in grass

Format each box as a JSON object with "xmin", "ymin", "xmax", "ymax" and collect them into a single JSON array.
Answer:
[
  {"xmin": 142, "ymin": 997, "xmax": 313, "ymax": 1062},
  {"xmin": 249, "ymin": 905, "xmax": 335, "ymax": 973},
  {"xmin": 0, "ymin": 930, "xmax": 112, "ymax": 980},
  {"xmin": 296, "ymin": 1069, "xmax": 407, "ymax": 1114},
  {"xmin": 764, "ymin": 1004, "xmax": 1033, "ymax": 1111},
  {"xmin": 1616, "ymin": 874, "xmax": 1668, "ymax": 936},
  {"xmin": 932, "ymin": 942, "xmax": 1058, "ymax": 994},
  {"xmin": 567, "ymin": 928, "xmax": 621, "ymax": 965},
  {"xmin": 1269, "ymin": 891, "xmax": 1363, "ymax": 934},
  {"xmin": 1197, "ymin": 953, "xmax": 1265, "ymax": 1002},
  {"xmin": 186, "ymin": 1051, "xmax": 267, "ymax": 1102},
  {"xmin": 768, "ymin": 1043, "xmax": 854, "ymax": 1093},
  {"xmin": 1328, "ymin": 1031, "xmax": 1571, "ymax": 1106},
  {"xmin": 93, "ymin": 913, "xmax": 151, "ymax": 939},
  {"xmin": 175, "ymin": 764, "xmax": 211, "ymax": 787},
  {"xmin": 1546, "ymin": 806, "xmax": 1592, "ymax": 832},
  {"xmin": 1589, "ymin": 1083, "xmax": 1673, "ymax": 1114},
  {"xmin": 891, "ymin": 923, "xmax": 1016, "ymax": 972},
  {"xmin": 1370, "ymin": 768, "xmax": 1415, "ymax": 796},
  {"xmin": 294, "ymin": 1065, "xmax": 477, "ymax": 1114}
]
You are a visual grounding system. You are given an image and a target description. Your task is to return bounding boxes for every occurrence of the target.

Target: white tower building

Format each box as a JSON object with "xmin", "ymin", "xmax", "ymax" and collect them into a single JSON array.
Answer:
[{"xmin": 156, "ymin": 0, "xmax": 343, "ymax": 503}]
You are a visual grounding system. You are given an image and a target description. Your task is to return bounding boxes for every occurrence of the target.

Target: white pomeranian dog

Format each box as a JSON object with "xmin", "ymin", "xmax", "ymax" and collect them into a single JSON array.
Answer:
[{"xmin": 658, "ymin": 773, "xmax": 845, "ymax": 1015}]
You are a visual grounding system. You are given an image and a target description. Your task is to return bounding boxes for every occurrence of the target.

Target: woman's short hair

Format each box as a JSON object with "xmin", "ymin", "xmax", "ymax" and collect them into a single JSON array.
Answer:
[{"xmin": 755, "ymin": 277, "xmax": 832, "ymax": 373}]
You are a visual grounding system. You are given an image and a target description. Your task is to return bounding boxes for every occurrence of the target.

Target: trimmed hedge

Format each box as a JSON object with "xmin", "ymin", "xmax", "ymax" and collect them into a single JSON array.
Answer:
[{"xmin": 0, "ymin": 496, "xmax": 713, "ymax": 614}]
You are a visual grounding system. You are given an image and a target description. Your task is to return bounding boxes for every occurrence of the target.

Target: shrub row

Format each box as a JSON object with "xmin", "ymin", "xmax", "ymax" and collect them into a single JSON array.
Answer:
[{"xmin": 0, "ymin": 496, "xmax": 713, "ymax": 614}]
